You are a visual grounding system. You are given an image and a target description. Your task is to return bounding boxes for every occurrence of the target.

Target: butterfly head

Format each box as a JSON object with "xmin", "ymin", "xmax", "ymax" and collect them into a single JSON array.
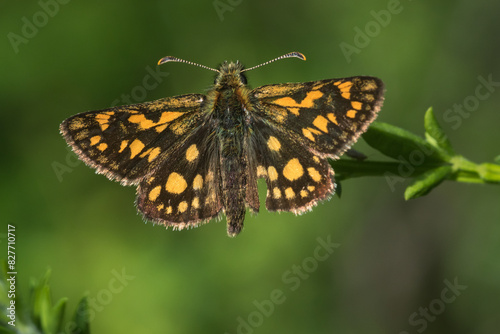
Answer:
[{"xmin": 214, "ymin": 61, "xmax": 247, "ymax": 89}]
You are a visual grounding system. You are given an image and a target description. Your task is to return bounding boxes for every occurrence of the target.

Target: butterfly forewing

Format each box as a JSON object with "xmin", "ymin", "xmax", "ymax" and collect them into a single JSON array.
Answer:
[
  {"xmin": 60, "ymin": 94, "xmax": 206, "ymax": 185},
  {"xmin": 251, "ymin": 76, "xmax": 384, "ymax": 158}
]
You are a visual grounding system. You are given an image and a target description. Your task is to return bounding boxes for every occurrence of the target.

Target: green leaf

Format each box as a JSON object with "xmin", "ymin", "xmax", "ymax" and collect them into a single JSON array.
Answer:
[
  {"xmin": 49, "ymin": 297, "xmax": 68, "ymax": 334},
  {"xmin": 363, "ymin": 122, "xmax": 448, "ymax": 163},
  {"xmin": 1, "ymin": 267, "xmax": 89, "ymax": 334},
  {"xmin": 494, "ymin": 155, "xmax": 500, "ymax": 164},
  {"xmin": 330, "ymin": 159, "xmax": 435, "ymax": 182},
  {"xmin": 30, "ymin": 270, "xmax": 51, "ymax": 328},
  {"xmin": 39, "ymin": 286, "xmax": 52, "ymax": 333},
  {"xmin": 28, "ymin": 269, "xmax": 70, "ymax": 334},
  {"xmin": 424, "ymin": 107, "xmax": 455, "ymax": 156},
  {"xmin": 335, "ymin": 181, "xmax": 342, "ymax": 198},
  {"xmin": 404, "ymin": 165, "xmax": 452, "ymax": 200},
  {"xmin": 71, "ymin": 297, "xmax": 90, "ymax": 334}
]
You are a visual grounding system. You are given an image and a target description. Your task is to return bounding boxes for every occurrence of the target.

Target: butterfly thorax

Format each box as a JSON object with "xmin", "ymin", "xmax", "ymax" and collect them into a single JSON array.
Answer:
[{"xmin": 209, "ymin": 61, "xmax": 252, "ymax": 236}]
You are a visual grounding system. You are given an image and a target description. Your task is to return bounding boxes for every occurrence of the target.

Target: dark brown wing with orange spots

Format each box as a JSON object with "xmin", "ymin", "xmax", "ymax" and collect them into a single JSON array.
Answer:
[
  {"xmin": 249, "ymin": 117, "xmax": 335, "ymax": 213},
  {"xmin": 136, "ymin": 124, "xmax": 223, "ymax": 229},
  {"xmin": 60, "ymin": 94, "xmax": 206, "ymax": 185},
  {"xmin": 249, "ymin": 77, "xmax": 383, "ymax": 213},
  {"xmin": 251, "ymin": 77, "xmax": 384, "ymax": 159}
]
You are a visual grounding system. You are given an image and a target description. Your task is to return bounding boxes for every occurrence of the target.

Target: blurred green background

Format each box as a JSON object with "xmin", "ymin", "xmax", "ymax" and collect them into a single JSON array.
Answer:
[{"xmin": 2, "ymin": 0, "xmax": 500, "ymax": 333}]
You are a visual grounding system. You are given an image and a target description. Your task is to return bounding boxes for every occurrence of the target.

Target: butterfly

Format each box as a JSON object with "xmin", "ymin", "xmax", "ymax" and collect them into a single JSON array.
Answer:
[{"xmin": 60, "ymin": 52, "xmax": 384, "ymax": 237}]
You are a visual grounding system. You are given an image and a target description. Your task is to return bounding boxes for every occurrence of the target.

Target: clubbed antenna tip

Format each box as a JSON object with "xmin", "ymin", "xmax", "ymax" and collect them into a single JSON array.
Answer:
[
  {"xmin": 241, "ymin": 51, "xmax": 306, "ymax": 72},
  {"xmin": 157, "ymin": 56, "xmax": 219, "ymax": 73}
]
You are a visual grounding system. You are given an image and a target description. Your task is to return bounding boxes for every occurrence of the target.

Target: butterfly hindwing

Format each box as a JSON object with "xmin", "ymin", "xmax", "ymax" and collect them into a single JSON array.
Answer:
[
  {"xmin": 136, "ymin": 124, "xmax": 223, "ymax": 229},
  {"xmin": 59, "ymin": 94, "xmax": 206, "ymax": 185},
  {"xmin": 251, "ymin": 76, "xmax": 384, "ymax": 158},
  {"xmin": 251, "ymin": 118, "xmax": 335, "ymax": 214}
]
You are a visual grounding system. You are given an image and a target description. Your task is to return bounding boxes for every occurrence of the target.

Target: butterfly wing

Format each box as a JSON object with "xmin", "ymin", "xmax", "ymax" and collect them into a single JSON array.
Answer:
[
  {"xmin": 60, "ymin": 94, "xmax": 206, "ymax": 185},
  {"xmin": 249, "ymin": 76, "xmax": 384, "ymax": 213},
  {"xmin": 249, "ymin": 117, "xmax": 334, "ymax": 214},
  {"xmin": 61, "ymin": 93, "xmax": 224, "ymax": 229},
  {"xmin": 136, "ymin": 123, "xmax": 223, "ymax": 230},
  {"xmin": 251, "ymin": 77, "xmax": 384, "ymax": 158}
]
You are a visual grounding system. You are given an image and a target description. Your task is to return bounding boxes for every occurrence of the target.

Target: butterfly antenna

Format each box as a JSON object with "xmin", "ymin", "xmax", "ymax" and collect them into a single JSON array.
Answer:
[
  {"xmin": 157, "ymin": 56, "xmax": 220, "ymax": 73},
  {"xmin": 241, "ymin": 51, "xmax": 306, "ymax": 73}
]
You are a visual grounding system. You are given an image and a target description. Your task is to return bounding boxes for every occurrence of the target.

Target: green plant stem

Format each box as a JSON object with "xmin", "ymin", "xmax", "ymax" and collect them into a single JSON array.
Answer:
[
  {"xmin": 450, "ymin": 156, "xmax": 500, "ymax": 184},
  {"xmin": 332, "ymin": 158, "xmax": 500, "ymax": 184},
  {"xmin": 330, "ymin": 159, "xmax": 444, "ymax": 180}
]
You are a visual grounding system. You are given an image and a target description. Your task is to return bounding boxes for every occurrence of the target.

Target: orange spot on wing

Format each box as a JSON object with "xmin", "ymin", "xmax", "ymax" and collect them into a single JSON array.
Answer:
[
  {"xmin": 337, "ymin": 81, "xmax": 353, "ymax": 90},
  {"xmin": 285, "ymin": 187, "xmax": 295, "ymax": 199},
  {"xmin": 193, "ymin": 174, "xmax": 203, "ymax": 190},
  {"xmin": 273, "ymin": 90, "xmax": 324, "ymax": 115},
  {"xmin": 268, "ymin": 166, "xmax": 278, "ymax": 181},
  {"xmin": 257, "ymin": 166, "xmax": 267, "ymax": 177},
  {"xmin": 346, "ymin": 109, "xmax": 357, "ymax": 118},
  {"xmin": 337, "ymin": 81, "xmax": 353, "ymax": 100},
  {"xmin": 161, "ymin": 111, "xmax": 184, "ymax": 122},
  {"xmin": 267, "ymin": 136, "xmax": 281, "ymax": 151},
  {"xmin": 192, "ymin": 197, "xmax": 200, "ymax": 209},
  {"xmin": 95, "ymin": 114, "xmax": 110, "ymax": 131},
  {"xmin": 90, "ymin": 136, "xmax": 101, "ymax": 146},
  {"xmin": 351, "ymin": 101, "xmax": 363, "ymax": 110},
  {"xmin": 118, "ymin": 140, "xmax": 129, "ymax": 153},
  {"xmin": 149, "ymin": 186, "xmax": 161, "ymax": 201},
  {"xmin": 128, "ymin": 111, "xmax": 184, "ymax": 131},
  {"xmin": 97, "ymin": 143, "xmax": 108, "ymax": 151},
  {"xmin": 178, "ymin": 201, "xmax": 188, "ymax": 213},
  {"xmin": 327, "ymin": 113, "xmax": 338, "ymax": 125},
  {"xmin": 148, "ymin": 147, "xmax": 161, "ymax": 162},
  {"xmin": 308, "ymin": 167, "xmax": 322, "ymax": 182},
  {"xmin": 313, "ymin": 115, "xmax": 329, "ymax": 133},
  {"xmin": 165, "ymin": 172, "xmax": 187, "ymax": 194},
  {"xmin": 186, "ymin": 144, "xmax": 199, "ymax": 162},
  {"xmin": 140, "ymin": 147, "xmax": 153, "ymax": 158},
  {"xmin": 283, "ymin": 159, "xmax": 304, "ymax": 181},
  {"xmin": 302, "ymin": 128, "xmax": 315, "ymax": 141},
  {"xmin": 129, "ymin": 139, "xmax": 145, "ymax": 159}
]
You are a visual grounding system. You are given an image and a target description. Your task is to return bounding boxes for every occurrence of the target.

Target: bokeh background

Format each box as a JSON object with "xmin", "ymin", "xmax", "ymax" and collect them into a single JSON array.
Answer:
[{"xmin": 2, "ymin": 0, "xmax": 500, "ymax": 333}]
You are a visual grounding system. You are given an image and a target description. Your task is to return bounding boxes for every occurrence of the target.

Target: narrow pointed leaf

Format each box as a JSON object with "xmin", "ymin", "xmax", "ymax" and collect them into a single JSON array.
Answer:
[
  {"xmin": 39, "ymin": 286, "xmax": 53, "ymax": 334},
  {"xmin": 424, "ymin": 107, "xmax": 455, "ymax": 156},
  {"xmin": 71, "ymin": 297, "xmax": 90, "ymax": 334},
  {"xmin": 363, "ymin": 122, "xmax": 448, "ymax": 163},
  {"xmin": 404, "ymin": 165, "xmax": 452, "ymax": 200},
  {"xmin": 49, "ymin": 297, "xmax": 68, "ymax": 333}
]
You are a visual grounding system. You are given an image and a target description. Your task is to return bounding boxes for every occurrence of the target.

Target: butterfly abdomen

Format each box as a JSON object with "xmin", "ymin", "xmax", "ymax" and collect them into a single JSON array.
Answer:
[{"xmin": 212, "ymin": 87, "xmax": 250, "ymax": 236}]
